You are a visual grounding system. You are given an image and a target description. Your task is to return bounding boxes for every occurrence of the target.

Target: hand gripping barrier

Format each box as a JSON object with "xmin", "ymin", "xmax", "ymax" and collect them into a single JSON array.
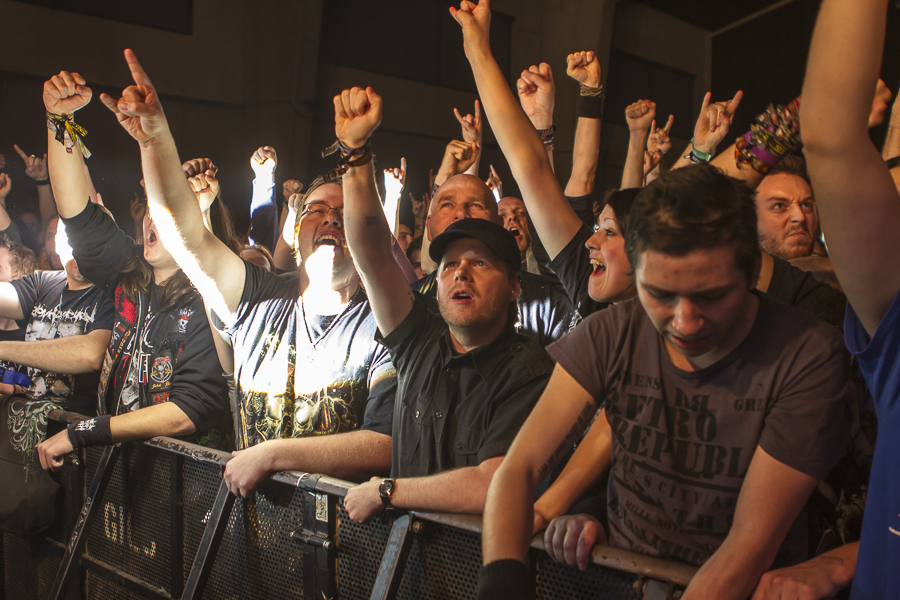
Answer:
[{"xmin": 2, "ymin": 411, "xmax": 697, "ymax": 600}]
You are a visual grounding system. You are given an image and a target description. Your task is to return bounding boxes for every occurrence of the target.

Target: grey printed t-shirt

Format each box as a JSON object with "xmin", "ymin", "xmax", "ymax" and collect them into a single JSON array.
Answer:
[{"xmin": 547, "ymin": 292, "xmax": 850, "ymax": 566}]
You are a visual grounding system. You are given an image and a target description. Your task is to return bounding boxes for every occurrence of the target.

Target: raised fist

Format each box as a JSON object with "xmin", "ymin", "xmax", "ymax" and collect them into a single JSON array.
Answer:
[
  {"xmin": 442, "ymin": 140, "xmax": 479, "ymax": 176},
  {"xmin": 625, "ymin": 99, "xmax": 656, "ymax": 132},
  {"xmin": 517, "ymin": 63, "xmax": 555, "ymax": 129},
  {"xmin": 98, "ymin": 49, "xmax": 168, "ymax": 145},
  {"xmin": 333, "ymin": 86, "xmax": 383, "ymax": 149},
  {"xmin": 283, "ymin": 179, "xmax": 303, "ymax": 201},
  {"xmin": 13, "ymin": 145, "xmax": 48, "ymax": 181},
  {"xmin": 182, "ymin": 158, "xmax": 217, "ymax": 179},
  {"xmin": 43, "ymin": 71, "xmax": 92, "ymax": 115},
  {"xmin": 450, "ymin": 0, "xmax": 492, "ymax": 59},
  {"xmin": 187, "ymin": 171, "xmax": 219, "ymax": 213},
  {"xmin": 250, "ymin": 146, "xmax": 277, "ymax": 178},
  {"xmin": 566, "ymin": 51, "xmax": 601, "ymax": 88}
]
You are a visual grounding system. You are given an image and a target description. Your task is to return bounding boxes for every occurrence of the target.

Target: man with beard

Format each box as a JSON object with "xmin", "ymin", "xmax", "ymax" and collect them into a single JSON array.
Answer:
[
  {"xmin": 335, "ymin": 85, "xmax": 553, "ymax": 522},
  {"xmin": 103, "ymin": 51, "xmax": 397, "ymax": 497},
  {"xmin": 755, "ymin": 156, "xmax": 819, "ymax": 260}
]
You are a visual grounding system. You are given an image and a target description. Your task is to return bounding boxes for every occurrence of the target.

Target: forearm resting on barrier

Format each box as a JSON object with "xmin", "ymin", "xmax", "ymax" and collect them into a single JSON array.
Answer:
[
  {"xmin": 224, "ymin": 430, "xmax": 392, "ymax": 498},
  {"xmin": 37, "ymin": 402, "xmax": 196, "ymax": 471}
]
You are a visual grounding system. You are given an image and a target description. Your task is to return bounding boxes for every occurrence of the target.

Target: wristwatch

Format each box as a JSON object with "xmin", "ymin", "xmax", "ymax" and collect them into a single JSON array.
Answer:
[{"xmin": 378, "ymin": 478, "xmax": 395, "ymax": 509}]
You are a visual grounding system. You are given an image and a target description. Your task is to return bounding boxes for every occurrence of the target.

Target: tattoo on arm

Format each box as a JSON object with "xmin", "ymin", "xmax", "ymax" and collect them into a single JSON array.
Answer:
[{"xmin": 538, "ymin": 401, "xmax": 595, "ymax": 478}]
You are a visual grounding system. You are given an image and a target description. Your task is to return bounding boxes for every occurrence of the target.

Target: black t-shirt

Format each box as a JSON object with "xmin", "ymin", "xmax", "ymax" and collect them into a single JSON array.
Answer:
[
  {"xmin": 547, "ymin": 224, "xmax": 609, "ymax": 319},
  {"xmin": 62, "ymin": 202, "xmax": 231, "ymax": 445},
  {"xmin": 5, "ymin": 270, "xmax": 114, "ymax": 413},
  {"xmin": 227, "ymin": 261, "xmax": 396, "ymax": 448},
  {"xmin": 379, "ymin": 295, "xmax": 554, "ymax": 478},
  {"xmin": 765, "ymin": 256, "xmax": 846, "ymax": 330},
  {"xmin": 413, "ymin": 269, "xmax": 575, "ymax": 347}
]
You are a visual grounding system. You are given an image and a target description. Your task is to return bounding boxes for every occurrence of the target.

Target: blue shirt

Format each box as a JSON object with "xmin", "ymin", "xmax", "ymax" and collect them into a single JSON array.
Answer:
[{"xmin": 847, "ymin": 290, "xmax": 900, "ymax": 600}]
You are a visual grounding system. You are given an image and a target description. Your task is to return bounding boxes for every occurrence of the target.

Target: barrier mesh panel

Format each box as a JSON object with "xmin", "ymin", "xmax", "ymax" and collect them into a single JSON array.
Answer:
[
  {"xmin": 191, "ymin": 478, "xmax": 308, "ymax": 600},
  {"xmin": 395, "ymin": 521, "xmax": 482, "ymax": 600},
  {"xmin": 84, "ymin": 445, "xmax": 174, "ymax": 594},
  {"xmin": 86, "ymin": 570, "xmax": 146, "ymax": 600},
  {"xmin": 335, "ymin": 500, "xmax": 393, "ymax": 599},
  {"xmin": 534, "ymin": 553, "xmax": 641, "ymax": 600},
  {"xmin": 3, "ymin": 533, "xmax": 68, "ymax": 600}
]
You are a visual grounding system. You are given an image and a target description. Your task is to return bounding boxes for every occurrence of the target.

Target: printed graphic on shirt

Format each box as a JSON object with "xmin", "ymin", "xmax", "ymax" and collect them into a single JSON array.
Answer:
[
  {"xmin": 150, "ymin": 356, "xmax": 172, "ymax": 390},
  {"xmin": 7, "ymin": 398, "xmax": 63, "ymax": 481},
  {"xmin": 23, "ymin": 301, "xmax": 100, "ymax": 399}
]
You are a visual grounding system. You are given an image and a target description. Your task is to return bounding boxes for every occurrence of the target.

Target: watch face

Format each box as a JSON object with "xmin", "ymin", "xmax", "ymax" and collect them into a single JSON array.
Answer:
[{"xmin": 379, "ymin": 479, "xmax": 394, "ymax": 497}]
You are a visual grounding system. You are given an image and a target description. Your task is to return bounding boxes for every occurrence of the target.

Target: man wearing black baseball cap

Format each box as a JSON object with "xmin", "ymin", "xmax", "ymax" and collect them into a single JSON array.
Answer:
[{"xmin": 333, "ymin": 85, "xmax": 554, "ymax": 523}]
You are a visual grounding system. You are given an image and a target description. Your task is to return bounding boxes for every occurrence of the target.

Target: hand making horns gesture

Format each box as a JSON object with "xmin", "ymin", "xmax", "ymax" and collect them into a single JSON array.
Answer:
[{"xmin": 99, "ymin": 49, "xmax": 169, "ymax": 145}]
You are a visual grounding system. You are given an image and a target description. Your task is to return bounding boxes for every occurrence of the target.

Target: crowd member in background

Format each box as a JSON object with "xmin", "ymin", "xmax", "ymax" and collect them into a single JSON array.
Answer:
[
  {"xmin": 0, "ymin": 220, "xmax": 113, "ymax": 534},
  {"xmin": 801, "ymin": 0, "xmax": 900, "ymax": 596},
  {"xmin": 240, "ymin": 243, "xmax": 275, "ymax": 272},
  {"xmin": 35, "ymin": 67, "xmax": 234, "ymax": 473},
  {"xmin": 94, "ymin": 50, "xmax": 397, "ymax": 498},
  {"xmin": 754, "ymin": 155, "xmax": 820, "ymax": 260},
  {"xmin": 248, "ymin": 145, "xmax": 280, "ymax": 251},
  {"xmin": 334, "ymin": 85, "xmax": 553, "ymax": 523}
]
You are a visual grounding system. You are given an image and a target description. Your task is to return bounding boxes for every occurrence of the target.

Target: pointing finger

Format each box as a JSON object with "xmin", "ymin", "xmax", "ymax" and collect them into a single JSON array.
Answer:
[
  {"xmin": 726, "ymin": 89, "xmax": 744, "ymax": 116},
  {"xmin": 13, "ymin": 144, "xmax": 28, "ymax": 161},
  {"xmin": 124, "ymin": 48, "xmax": 154, "ymax": 89}
]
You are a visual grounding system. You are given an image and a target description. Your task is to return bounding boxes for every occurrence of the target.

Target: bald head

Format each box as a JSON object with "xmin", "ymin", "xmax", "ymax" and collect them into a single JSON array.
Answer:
[{"xmin": 426, "ymin": 174, "xmax": 500, "ymax": 240}]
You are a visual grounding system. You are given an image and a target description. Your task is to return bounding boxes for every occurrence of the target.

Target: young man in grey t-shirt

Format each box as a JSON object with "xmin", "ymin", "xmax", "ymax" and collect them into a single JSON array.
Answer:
[{"xmin": 477, "ymin": 164, "xmax": 851, "ymax": 600}]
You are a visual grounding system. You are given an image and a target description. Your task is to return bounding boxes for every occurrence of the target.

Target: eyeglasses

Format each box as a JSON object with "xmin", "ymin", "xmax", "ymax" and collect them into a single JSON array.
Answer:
[{"xmin": 301, "ymin": 203, "xmax": 343, "ymax": 220}]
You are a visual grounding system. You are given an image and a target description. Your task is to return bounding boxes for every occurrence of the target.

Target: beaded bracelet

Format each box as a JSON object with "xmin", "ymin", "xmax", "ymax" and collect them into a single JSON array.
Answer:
[
  {"xmin": 734, "ymin": 98, "xmax": 802, "ymax": 174},
  {"xmin": 46, "ymin": 111, "xmax": 91, "ymax": 159}
]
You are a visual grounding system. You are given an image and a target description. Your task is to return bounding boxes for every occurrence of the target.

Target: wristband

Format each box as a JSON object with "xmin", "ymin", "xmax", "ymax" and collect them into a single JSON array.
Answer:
[
  {"xmin": 321, "ymin": 139, "xmax": 374, "ymax": 183},
  {"xmin": 46, "ymin": 110, "xmax": 91, "ymax": 159},
  {"xmin": 67, "ymin": 415, "xmax": 114, "ymax": 449},
  {"xmin": 33, "ymin": 178, "xmax": 50, "ymax": 186},
  {"xmin": 477, "ymin": 560, "xmax": 533, "ymax": 600},
  {"xmin": 577, "ymin": 94, "xmax": 603, "ymax": 119},
  {"xmin": 684, "ymin": 137, "xmax": 714, "ymax": 163},
  {"xmin": 536, "ymin": 125, "xmax": 556, "ymax": 152}
]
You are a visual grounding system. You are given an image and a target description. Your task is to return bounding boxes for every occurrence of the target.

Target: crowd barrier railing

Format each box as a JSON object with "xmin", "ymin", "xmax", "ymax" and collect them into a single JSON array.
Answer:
[{"xmin": 1, "ymin": 410, "xmax": 697, "ymax": 600}]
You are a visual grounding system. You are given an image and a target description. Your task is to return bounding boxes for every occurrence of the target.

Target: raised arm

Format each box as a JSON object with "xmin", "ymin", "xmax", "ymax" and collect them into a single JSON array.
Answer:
[
  {"xmin": 564, "ymin": 51, "xmax": 603, "ymax": 197},
  {"xmin": 0, "ymin": 173, "xmax": 12, "ymax": 233},
  {"xmin": 14, "ymin": 145, "xmax": 57, "ymax": 225},
  {"xmin": 273, "ymin": 188, "xmax": 301, "ymax": 271},
  {"xmin": 98, "ymin": 50, "xmax": 246, "ymax": 321},
  {"xmin": 455, "ymin": 100, "xmax": 483, "ymax": 177},
  {"xmin": 517, "ymin": 62, "xmax": 556, "ymax": 172},
  {"xmin": 620, "ymin": 99, "xmax": 656, "ymax": 189},
  {"xmin": 800, "ymin": 0, "xmax": 899, "ymax": 336},
  {"xmin": 451, "ymin": 0, "xmax": 581, "ymax": 259},
  {"xmin": 336, "ymin": 86, "xmax": 414, "ymax": 337},
  {"xmin": 382, "ymin": 158, "xmax": 405, "ymax": 234},
  {"xmin": 434, "ymin": 140, "xmax": 479, "ymax": 187},
  {"xmin": 249, "ymin": 145, "xmax": 279, "ymax": 249},
  {"xmin": 43, "ymin": 71, "xmax": 93, "ymax": 220}
]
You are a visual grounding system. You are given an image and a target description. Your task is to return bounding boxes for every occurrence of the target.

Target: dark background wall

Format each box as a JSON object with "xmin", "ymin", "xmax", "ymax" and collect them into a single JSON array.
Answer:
[{"xmin": 0, "ymin": 0, "xmax": 897, "ymax": 238}]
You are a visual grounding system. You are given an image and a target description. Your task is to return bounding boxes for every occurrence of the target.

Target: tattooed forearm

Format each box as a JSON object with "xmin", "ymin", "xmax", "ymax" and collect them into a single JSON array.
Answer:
[{"xmin": 537, "ymin": 401, "xmax": 595, "ymax": 478}]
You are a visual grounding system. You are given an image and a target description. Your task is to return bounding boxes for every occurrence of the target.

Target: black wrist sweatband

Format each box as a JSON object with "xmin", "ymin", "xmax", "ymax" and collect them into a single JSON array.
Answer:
[
  {"xmin": 477, "ymin": 559, "xmax": 533, "ymax": 600},
  {"xmin": 577, "ymin": 94, "xmax": 603, "ymax": 119},
  {"xmin": 67, "ymin": 415, "xmax": 114, "ymax": 448},
  {"xmin": 33, "ymin": 178, "xmax": 50, "ymax": 186}
]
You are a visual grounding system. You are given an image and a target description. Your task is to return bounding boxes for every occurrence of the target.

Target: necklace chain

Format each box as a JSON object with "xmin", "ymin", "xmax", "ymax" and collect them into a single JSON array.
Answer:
[{"xmin": 300, "ymin": 286, "xmax": 360, "ymax": 346}]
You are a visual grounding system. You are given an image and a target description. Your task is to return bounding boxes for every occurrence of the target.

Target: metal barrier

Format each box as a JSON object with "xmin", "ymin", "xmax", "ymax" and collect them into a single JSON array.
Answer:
[{"xmin": 2, "ymin": 411, "xmax": 696, "ymax": 600}]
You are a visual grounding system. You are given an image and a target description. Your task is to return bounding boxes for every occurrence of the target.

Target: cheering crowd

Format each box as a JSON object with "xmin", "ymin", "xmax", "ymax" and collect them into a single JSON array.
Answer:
[{"xmin": 0, "ymin": 0, "xmax": 897, "ymax": 598}]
